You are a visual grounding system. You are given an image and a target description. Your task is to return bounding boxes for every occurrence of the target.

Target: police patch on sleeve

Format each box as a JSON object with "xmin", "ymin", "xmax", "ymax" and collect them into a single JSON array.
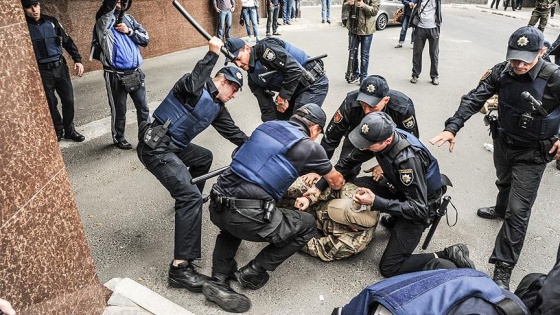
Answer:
[
  {"xmin": 333, "ymin": 110, "xmax": 343, "ymax": 123},
  {"xmin": 399, "ymin": 169, "xmax": 414, "ymax": 186},
  {"xmin": 480, "ymin": 69, "xmax": 492, "ymax": 81},
  {"xmin": 263, "ymin": 48, "xmax": 276, "ymax": 61},
  {"xmin": 402, "ymin": 116, "xmax": 416, "ymax": 130}
]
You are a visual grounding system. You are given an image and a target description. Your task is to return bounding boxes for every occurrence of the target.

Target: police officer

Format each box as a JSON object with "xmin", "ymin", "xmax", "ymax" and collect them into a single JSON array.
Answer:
[
  {"xmin": 314, "ymin": 112, "xmax": 475, "ymax": 278},
  {"xmin": 430, "ymin": 26, "xmax": 560, "ymax": 290},
  {"xmin": 225, "ymin": 37, "xmax": 329, "ymax": 121},
  {"xmin": 22, "ymin": 0, "xmax": 85, "ymax": 142},
  {"xmin": 321, "ymin": 75, "xmax": 419, "ymax": 181},
  {"xmin": 94, "ymin": 0, "xmax": 150, "ymax": 149},
  {"xmin": 201, "ymin": 104, "xmax": 344, "ymax": 313},
  {"xmin": 137, "ymin": 37, "xmax": 248, "ymax": 293}
]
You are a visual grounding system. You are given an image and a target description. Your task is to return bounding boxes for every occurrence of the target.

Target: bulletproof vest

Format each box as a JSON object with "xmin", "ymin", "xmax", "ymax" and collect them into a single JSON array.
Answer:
[
  {"xmin": 384, "ymin": 130, "xmax": 443, "ymax": 196},
  {"xmin": 28, "ymin": 20, "xmax": 62, "ymax": 64},
  {"xmin": 110, "ymin": 14, "xmax": 142, "ymax": 70},
  {"xmin": 498, "ymin": 64, "xmax": 560, "ymax": 142},
  {"xmin": 231, "ymin": 121, "xmax": 305, "ymax": 201},
  {"xmin": 153, "ymin": 89, "xmax": 220, "ymax": 148},
  {"xmin": 340, "ymin": 269, "xmax": 528, "ymax": 315}
]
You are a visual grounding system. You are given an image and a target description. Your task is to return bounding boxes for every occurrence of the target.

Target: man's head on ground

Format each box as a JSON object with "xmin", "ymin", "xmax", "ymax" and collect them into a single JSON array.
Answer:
[
  {"xmin": 357, "ymin": 75, "xmax": 390, "ymax": 114},
  {"xmin": 506, "ymin": 26, "xmax": 547, "ymax": 75},
  {"xmin": 214, "ymin": 66, "xmax": 243, "ymax": 103},
  {"xmin": 292, "ymin": 103, "xmax": 326, "ymax": 140},
  {"xmin": 349, "ymin": 112, "xmax": 396, "ymax": 152},
  {"xmin": 225, "ymin": 38, "xmax": 251, "ymax": 71},
  {"xmin": 22, "ymin": 0, "xmax": 40, "ymax": 20}
]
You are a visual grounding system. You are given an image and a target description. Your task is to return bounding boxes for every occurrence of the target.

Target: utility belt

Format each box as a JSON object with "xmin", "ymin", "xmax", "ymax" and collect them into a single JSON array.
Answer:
[
  {"xmin": 498, "ymin": 130, "xmax": 542, "ymax": 148},
  {"xmin": 140, "ymin": 119, "xmax": 173, "ymax": 150},
  {"xmin": 38, "ymin": 58, "xmax": 63, "ymax": 70},
  {"xmin": 304, "ymin": 59, "xmax": 325, "ymax": 82},
  {"xmin": 210, "ymin": 189, "xmax": 275, "ymax": 222}
]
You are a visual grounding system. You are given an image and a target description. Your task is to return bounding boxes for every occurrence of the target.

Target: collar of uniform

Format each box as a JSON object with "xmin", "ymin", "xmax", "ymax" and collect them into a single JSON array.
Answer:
[
  {"xmin": 507, "ymin": 58, "xmax": 544, "ymax": 81},
  {"xmin": 206, "ymin": 77, "xmax": 220, "ymax": 102},
  {"xmin": 248, "ymin": 48, "xmax": 256, "ymax": 72},
  {"xmin": 288, "ymin": 117, "xmax": 311, "ymax": 137},
  {"xmin": 25, "ymin": 14, "xmax": 44, "ymax": 24}
]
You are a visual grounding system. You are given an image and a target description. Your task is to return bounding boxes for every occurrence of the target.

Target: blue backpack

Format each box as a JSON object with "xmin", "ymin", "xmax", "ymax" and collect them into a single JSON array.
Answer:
[{"xmin": 334, "ymin": 269, "xmax": 528, "ymax": 315}]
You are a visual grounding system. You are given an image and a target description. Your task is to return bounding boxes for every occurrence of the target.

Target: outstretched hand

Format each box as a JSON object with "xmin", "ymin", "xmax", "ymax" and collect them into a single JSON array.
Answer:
[{"xmin": 429, "ymin": 131, "xmax": 456, "ymax": 153}]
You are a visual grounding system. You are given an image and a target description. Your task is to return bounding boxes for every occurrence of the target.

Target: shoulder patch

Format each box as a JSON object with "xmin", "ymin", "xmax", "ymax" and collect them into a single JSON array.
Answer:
[
  {"xmin": 333, "ymin": 110, "xmax": 343, "ymax": 124},
  {"xmin": 399, "ymin": 169, "xmax": 414, "ymax": 186},
  {"xmin": 480, "ymin": 69, "xmax": 492, "ymax": 81},
  {"xmin": 263, "ymin": 48, "xmax": 276, "ymax": 61},
  {"xmin": 402, "ymin": 116, "xmax": 416, "ymax": 130}
]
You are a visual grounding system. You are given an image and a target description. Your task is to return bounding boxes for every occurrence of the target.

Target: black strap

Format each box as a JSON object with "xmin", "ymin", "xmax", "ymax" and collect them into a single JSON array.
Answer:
[{"xmin": 495, "ymin": 297, "xmax": 526, "ymax": 315}]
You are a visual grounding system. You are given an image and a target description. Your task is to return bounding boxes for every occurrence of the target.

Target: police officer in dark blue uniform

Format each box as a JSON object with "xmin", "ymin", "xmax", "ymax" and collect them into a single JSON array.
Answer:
[
  {"xmin": 314, "ymin": 112, "xmax": 475, "ymax": 278},
  {"xmin": 430, "ymin": 26, "xmax": 560, "ymax": 291},
  {"xmin": 225, "ymin": 37, "xmax": 329, "ymax": 121},
  {"xmin": 201, "ymin": 104, "xmax": 344, "ymax": 313},
  {"xmin": 320, "ymin": 75, "xmax": 419, "ymax": 181},
  {"xmin": 137, "ymin": 37, "xmax": 248, "ymax": 293},
  {"xmin": 23, "ymin": 0, "xmax": 85, "ymax": 142}
]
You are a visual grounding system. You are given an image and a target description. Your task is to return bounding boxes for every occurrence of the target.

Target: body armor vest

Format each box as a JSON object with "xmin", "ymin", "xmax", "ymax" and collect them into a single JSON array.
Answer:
[{"xmin": 28, "ymin": 20, "xmax": 62, "ymax": 64}]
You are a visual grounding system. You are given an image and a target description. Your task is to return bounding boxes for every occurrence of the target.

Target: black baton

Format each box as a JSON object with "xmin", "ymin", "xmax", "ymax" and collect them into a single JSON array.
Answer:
[
  {"xmin": 172, "ymin": 0, "xmax": 236, "ymax": 60},
  {"xmin": 190, "ymin": 166, "xmax": 229, "ymax": 185},
  {"xmin": 422, "ymin": 195, "xmax": 451, "ymax": 250}
]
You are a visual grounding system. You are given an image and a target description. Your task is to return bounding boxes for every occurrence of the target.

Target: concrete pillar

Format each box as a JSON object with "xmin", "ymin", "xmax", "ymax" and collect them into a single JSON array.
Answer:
[{"xmin": 0, "ymin": 1, "xmax": 107, "ymax": 313}]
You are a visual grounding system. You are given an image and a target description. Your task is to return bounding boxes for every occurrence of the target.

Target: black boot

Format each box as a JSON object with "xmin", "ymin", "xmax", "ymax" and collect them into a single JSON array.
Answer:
[
  {"xmin": 477, "ymin": 206, "xmax": 505, "ymax": 220},
  {"xmin": 493, "ymin": 261, "xmax": 514, "ymax": 291},
  {"xmin": 168, "ymin": 261, "xmax": 211, "ymax": 292},
  {"xmin": 63, "ymin": 125, "xmax": 85, "ymax": 142},
  {"xmin": 235, "ymin": 260, "xmax": 270, "ymax": 290},
  {"xmin": 442, "ymin": 243, "xmax": 476, "ymax": 269},
  {"xmin": 203, "ymin": 275, "xmax": 251, "ymax": 313}
]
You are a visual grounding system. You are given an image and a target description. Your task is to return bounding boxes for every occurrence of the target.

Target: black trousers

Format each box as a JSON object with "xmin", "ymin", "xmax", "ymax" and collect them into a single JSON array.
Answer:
[
  {"xmin": 137, "ymin": 141, "xmax": 213, "ymax": 260},
  {"xmin": 249, "ymin": 74, "xmax": 329, "ymax": 122},
  {"xmin": 38, "ymin": 60, "xmax": 75, "ymax": 134},
  {"xmin": 209, "ymin": 200, "xmax": 316, "ymax": 276},
  {"xmin": 412, "ymin": 27, "xmax": 440, "ymax": 79},
  {"xmin": 489, "ymin": 135, "xmax": 549, "ymax": 266},
  {"xmin": 352, "ymin": 176, "xmax": 456, "ymax": 277},
  {"xmin": 103, "ymin": 69, "xmax": 150, "ymax": 143}
]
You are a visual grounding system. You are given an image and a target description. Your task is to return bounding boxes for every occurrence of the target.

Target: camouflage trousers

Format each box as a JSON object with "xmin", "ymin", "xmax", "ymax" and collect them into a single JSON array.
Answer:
[{"xmin": 280, "ymin": 178, "xmax": 379, "ymax": 261}]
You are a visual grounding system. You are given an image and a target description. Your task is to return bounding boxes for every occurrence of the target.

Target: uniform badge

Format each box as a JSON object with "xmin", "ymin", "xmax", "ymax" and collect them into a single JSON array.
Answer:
[
  {"xmin": 235, "ymin": 71, "xmax": 242, "ymax": 80},
  {"xmin": 402, "ymin": 116, "xmax": 416, "ymax": 130},
  {"xmin": 263, "ymin": 48, "xmax": 276, "ymax": 61},
  {"xmin": 480, "ymin": 69, "xmax": 492, "ymax": 81},
  {"xmin": 361, "ymin": 123, "xmax": 369, "ymax": 134},
  {"xmin": 333, "ymin": 110, "xmax": 343, "ymax": 123},
  {"xmin": 399, "ymin": 169, "xmax": 414, "ymax": 186},
  {"xmin": 367, "ymin": 84, "xmax": 376, "ymax": 93},
  {"xmin": 517, "ymin": 36, "xmax": 529, "ymax": 47}
]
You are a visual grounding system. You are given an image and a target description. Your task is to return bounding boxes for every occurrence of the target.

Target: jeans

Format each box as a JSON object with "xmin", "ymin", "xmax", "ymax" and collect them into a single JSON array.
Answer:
[
  {"xmin": 137, "ymin": 141, "xmax": 213, "ymax": 260},
  {"xmin": 216, "ymin": 9, "xmax": 232, "ymax": 40},
  {"xmin": 398, "ymin": 15, "xmax": 413, "ymax": 44},
  {"xmin": 349, "ymin": 33, "xmax": 373, "ymax": 82},
  {"xmin": 412, "ymin": 27, "xmax": 439, "ymax": 79},
  {"xmin": 242, "ymin": 7, "xmax": 259, "ymax": 37},
  {"xmin": 283, "ymin": 0, "xmax": 293, "ymax": 23},
  {"xmin": 266, "ymin": 5, "xmax": 279, "ymax": 34},
  {"xmin": 321, "ymin": 0, "xmax": 331, "ymax": 21}
]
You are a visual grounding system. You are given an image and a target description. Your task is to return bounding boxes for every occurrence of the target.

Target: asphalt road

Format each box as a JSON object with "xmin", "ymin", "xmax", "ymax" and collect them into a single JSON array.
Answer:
[{"xmin": 62, "ymin": 5, "xmax": 560, "ymax": 314}]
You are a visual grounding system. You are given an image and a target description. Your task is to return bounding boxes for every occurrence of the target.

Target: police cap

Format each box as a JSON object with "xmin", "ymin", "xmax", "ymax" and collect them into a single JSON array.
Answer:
[
  {"xmin": 217, "ymin": 66, "xmax": 243, "ymax": 90},
  {"xmin": 224, "ymin": 38, "xmax": 246, "ymax": 63},
  {"xmin": 348, "ymin": 112, "xmax": 396, "ymax": 149},
  {"xmin": 506, "ymin": 26, "xmax": 544, "ymax": 63},
  {"xmin": 22, "ymin": 0, "xmax": 39, "ymax": 7},
  {"xmin": 295, "ymin": 103, "xmax": 327, "ymax": 131},
  {"xmin": 357, "ymin": 75, "xmax": 389, "ymax": 107}
]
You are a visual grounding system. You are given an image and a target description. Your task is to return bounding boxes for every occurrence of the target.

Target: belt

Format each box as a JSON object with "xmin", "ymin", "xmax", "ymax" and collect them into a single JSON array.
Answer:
[
  {"xmin": 103, "ymin": 66, "xmax": 138, "ymax": 75},
  {"xmin": 38, "ymin": 59, "xmax": 62, "ymax": 70},
  {"xmin": 498, "ymin": 131, "xmax": 540, "ymax": 148},
  {"xmin": 210, "ymin": 190, "xmax": 264, "ymax": 209},
  {"xmin": 305, "ymin": 60, "xmax": 325, "ymax": 79}
]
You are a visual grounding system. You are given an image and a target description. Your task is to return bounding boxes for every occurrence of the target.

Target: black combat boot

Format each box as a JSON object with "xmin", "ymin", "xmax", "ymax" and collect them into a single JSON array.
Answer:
[
  {"xmin": 493, "ymin": 261, "xmax": 514, "ymax": 291},
  {"xmin": 442, "ymin": 243, "xmax": 476, "ymax": 269},
  {"xmin": 234, "ymin": 260, "xmax": 270, "ymax": 290},
  {"xmin": 63, "ymin": 125, "xmax": 85, "ymax": 142},
  {"xmin": 477, "ymin": 206, "xmax": 506, "ymax": 220},
  {"xmin": 203, "ymin": 274, "xmax": 252, "ymax": 313},
  {"xmin": 168, "ymin": 261, "xmax": 211, "ymax": 292}
]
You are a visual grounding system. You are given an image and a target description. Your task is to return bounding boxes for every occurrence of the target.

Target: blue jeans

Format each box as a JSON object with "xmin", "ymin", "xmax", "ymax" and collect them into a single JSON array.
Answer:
[
  {"xmin": 283, "ymin": 0, "xmax": 293, "ymax": 23},
  {"xmin": 321, "ymin": 0, "xmax": 332, "ymax": 21},
  {"xmin": 349, "ymin": 33, "xmax": 373, "ymax": 82},
  {"xmin": 398, "ymin": 15, "xmax": 413, "ymax": 44},
  {"xmin": 137, "ymin": 141, "xmax": 213, "ymax": 260},
  {"xmin": 242, "ymin": 7, "xmax": 259, "ymax": 37},
  {"xmin": 216, "ymin": 9, "xmax": 232, "ymax": 40}
]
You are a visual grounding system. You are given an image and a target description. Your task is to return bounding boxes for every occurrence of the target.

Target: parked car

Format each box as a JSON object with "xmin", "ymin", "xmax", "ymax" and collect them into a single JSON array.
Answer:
[{"xmin": 341, "ymin": 0, "xmax": 404, "ymax": 31}]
